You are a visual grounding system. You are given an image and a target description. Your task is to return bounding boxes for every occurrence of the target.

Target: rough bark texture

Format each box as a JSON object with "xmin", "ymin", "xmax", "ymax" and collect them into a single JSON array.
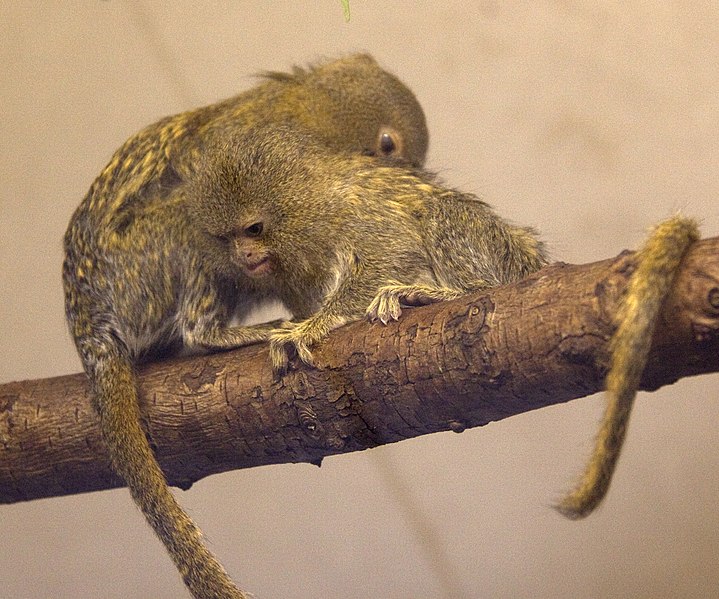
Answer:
[{"xmin": 1, "ymin": 238, "xmax": 718, "ymax": 504}]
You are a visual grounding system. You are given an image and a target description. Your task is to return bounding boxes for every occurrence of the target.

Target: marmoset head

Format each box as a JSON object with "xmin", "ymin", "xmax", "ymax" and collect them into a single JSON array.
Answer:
[
  {"xmin": 189, "ymin": 127, "xmax": 343, "ymax": 285},
  {"xmin": 264, "ymin": 53, "xmax": 429, "ymax": 167}
]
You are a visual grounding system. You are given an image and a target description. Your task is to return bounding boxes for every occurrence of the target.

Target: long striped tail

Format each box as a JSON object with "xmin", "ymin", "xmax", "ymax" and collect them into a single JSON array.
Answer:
[
  {"xmin": 93, "ymin": 352, "xmax": 250, "ymax": 598},
  {"xmin": 557, "ymin": 215, "xmax": 699, "ymax": 519}
]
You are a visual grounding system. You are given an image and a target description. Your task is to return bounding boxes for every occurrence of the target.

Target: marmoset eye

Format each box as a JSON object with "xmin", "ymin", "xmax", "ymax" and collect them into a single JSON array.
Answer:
[
  {"xmin": 245, "ymin": 222, "xmax": 264, "ymax": 237},
  {"xmin": 379, "ymin": 132, "xmax": 396, "ymax": 155}
]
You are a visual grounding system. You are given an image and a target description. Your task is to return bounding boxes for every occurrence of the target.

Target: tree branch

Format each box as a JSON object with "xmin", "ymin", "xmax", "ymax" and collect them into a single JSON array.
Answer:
[{"xmin": 1, "ymin": 238, "xmax": 718, "ymax": 504}]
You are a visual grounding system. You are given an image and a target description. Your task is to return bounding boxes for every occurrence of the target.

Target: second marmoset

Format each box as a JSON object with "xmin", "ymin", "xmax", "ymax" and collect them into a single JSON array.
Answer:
[
  {"xmin": 191, "ymin": 126, "xmax": 698, "ymax": 525},
  {"xmin": 188, "ymin": 124, "xmax": 549, "ymax": 372}
]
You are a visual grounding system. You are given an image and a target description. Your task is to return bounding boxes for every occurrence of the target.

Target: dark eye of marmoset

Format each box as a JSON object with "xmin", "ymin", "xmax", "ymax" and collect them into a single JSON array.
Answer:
[
  {"xmin": 245, "ymin": 222, "xmax": 264, "ymax": 237},
  {"xmin": 379, "ymin": 132, "xmax": 396, "ymax": 154}
]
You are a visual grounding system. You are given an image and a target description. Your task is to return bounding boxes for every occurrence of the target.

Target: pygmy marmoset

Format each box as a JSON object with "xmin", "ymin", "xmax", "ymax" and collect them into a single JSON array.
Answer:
[
  {"xmin": 192, "ymin": 124, "xmax": 700, "ymax": 524},
  {"xmin": 187, "ymin": 125, "xmax": 548, "ymax": 374},
  {"xmin": 63, "ymin": 53, "xmax": 428, "ymax": 599}
]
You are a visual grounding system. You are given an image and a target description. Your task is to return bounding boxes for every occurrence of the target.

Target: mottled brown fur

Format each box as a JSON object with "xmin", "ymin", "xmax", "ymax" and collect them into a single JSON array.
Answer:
[
  {"xmin": 63, "ymin": 54, "xmax": 428, "ymax": 599},
  {"xmin": 192, "ymin": 127, "xmax": 698, "ymax": 523},
  {"xmin": 557, "ymin": 215, "xmax": 699, "ymax": 518},
  {"xmin": 187, "ymin": 126, "xmax": 548, "ymax": 373}
]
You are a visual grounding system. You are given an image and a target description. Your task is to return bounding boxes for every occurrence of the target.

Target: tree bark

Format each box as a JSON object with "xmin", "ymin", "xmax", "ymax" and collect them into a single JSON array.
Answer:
[{"xmin": 1, "ymin": 238, "xmax": 718, "ymax": 504}]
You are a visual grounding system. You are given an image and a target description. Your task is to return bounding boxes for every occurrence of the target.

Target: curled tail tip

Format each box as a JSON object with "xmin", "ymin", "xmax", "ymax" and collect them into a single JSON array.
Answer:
[
  {"xmin": 555, "ymin": 454, "xmax": 616, "ymax": 520},
  {"xmin": 555, "ymin": 471, "xmax": 613, "ymax": 519},
  {"xmin": 554, "ymin": 489, "xmax": 604, "ymax": 520}
]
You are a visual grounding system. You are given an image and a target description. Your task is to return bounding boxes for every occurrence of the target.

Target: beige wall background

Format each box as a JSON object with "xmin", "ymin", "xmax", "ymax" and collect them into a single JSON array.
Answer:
[{"xmin": 2, "ymin": 2, "xmax": 718, "ymax": 598}]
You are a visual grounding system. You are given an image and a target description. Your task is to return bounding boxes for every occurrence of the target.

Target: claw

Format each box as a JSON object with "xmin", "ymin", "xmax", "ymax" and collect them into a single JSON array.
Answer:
[
  {"xmin": 389, "ymin": 301, "xmax": 402, "ymax": 321},
  {"xmin": 367, "ymin": 289, "xmax": 403, "ymax": 325},
  {"xmin": 295, "ymin": 341, "xmax": 315, "ymax": 366},
  {"xmin": 268, "ymin": 324, "xmax": 317, "ymax": 375},
  {"xmin": 366, "ymin": 297, "xmax": 380, "ymax": 322},
  {"xmin": 269, "ymin": 339, "xmax": 290, "ymax": 375}
]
